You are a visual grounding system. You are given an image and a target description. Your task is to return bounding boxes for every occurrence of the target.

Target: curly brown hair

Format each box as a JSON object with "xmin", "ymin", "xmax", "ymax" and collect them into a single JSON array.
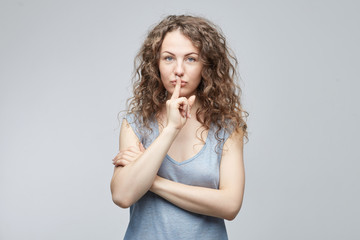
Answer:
[{"xmin": 126, "ymin": 15, "xmax": 248, "ymax": 143}]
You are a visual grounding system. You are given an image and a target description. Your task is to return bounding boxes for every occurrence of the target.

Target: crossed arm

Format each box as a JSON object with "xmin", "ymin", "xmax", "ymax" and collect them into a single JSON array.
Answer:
[
  {"xmin": 110, "ymin": 77, "xmax": 245, "ymax": 220},
  {"xmin": 150, "ymin": 128, "xmax": 245, "ymax": 220},
  {"xmin": 110, "ymin": 119, "xmax": 245, "ymax": 220}
]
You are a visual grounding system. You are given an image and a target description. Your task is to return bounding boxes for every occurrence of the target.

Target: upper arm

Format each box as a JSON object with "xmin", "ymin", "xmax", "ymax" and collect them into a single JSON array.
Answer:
[
  {"xmin": 119, "ymin": 118, "xmax": 141, "ymax": 151},
  {"xmin": 219, "ymin": 128, "xmax": 245, "ymax": 205},
  {"xmin": 112, "ymin": 118, "xmax": 141, "ymax": 176}
]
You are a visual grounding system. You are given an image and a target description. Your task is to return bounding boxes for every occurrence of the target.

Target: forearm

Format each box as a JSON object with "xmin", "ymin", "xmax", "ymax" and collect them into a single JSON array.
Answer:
[
  {"xmin": 111, "ymin": 127, "xmax": 178, "ymax": 208},
  {"xmin": 150, "ymin": 176, "xmax": 243, "ymax": 220}
]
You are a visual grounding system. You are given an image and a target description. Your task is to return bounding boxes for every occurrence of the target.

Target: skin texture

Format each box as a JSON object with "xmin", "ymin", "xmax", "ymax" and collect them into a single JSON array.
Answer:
[
  {"xmin": 110, "ymin": 30, "xmax": 245, "ymax": 221},
  {"xmin": 159, "ymin": 30, "xmax": 203, "ymax": 99}
]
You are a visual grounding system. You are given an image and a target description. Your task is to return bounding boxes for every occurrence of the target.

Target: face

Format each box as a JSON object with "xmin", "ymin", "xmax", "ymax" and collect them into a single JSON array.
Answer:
[{"xmin": 159, "ymin": 29, "xmax": 203, "ymax": 99}]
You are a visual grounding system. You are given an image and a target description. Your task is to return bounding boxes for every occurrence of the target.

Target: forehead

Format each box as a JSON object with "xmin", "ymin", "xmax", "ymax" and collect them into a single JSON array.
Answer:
[{"xmin": 160, "ymin": 29, "xmax": 199, "ymax": 54}]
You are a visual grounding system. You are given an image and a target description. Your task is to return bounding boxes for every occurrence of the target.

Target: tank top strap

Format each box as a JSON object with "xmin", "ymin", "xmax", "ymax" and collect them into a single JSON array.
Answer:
[{"xmin": 124, "ymin": 113, "xmax": 157, "ymax": 148}]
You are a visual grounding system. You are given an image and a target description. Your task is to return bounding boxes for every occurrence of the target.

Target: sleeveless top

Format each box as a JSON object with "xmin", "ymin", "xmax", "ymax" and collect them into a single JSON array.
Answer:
[{"xmin": 123, "ymin": 113, "xmax": 232, "ymax": 240}]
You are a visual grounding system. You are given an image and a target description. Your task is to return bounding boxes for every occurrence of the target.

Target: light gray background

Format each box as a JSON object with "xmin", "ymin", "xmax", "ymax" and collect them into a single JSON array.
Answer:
[{"xmin": 1, "ymin": 0, "xmax": 359, "ymax": 239}]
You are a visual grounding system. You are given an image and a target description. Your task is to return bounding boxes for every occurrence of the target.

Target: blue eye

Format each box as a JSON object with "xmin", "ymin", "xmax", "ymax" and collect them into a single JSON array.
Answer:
[
  {"xmin": 164, "ymin": 56, "xmax": 173, "ymax": 61},
  {"xmin": 187, "ymin": 57, "xmax": 196, "ymax": 62}
]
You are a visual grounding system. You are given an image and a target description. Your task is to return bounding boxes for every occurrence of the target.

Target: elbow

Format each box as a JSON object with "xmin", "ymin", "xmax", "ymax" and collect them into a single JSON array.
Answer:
[
  {"xmin": 224, "ymin": 211, "xmax": 238, "ymax": 221},
  {"xmin": 111, "ymin": 185, "xmax": 133, "ymax": 209},
  {"xmin": 111, "ymin": 178, "xmax": 134, "ymax": 209},
  {"xmin": 223, "ymin": 202, "xmax": 242, "ymax": 221},
  {"xmin": 112, "ymin": 194, "xmax": 132, "ymax": 209}
]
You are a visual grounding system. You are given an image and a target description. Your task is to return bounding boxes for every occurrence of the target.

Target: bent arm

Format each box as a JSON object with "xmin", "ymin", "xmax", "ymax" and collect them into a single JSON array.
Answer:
[
  {"xmin": 150, "ymin": 129, "xmax": 245, "ymax": 220},
  {"xmin": 110, "ymin": 118, "xmax": 179, "ymax": 208}
]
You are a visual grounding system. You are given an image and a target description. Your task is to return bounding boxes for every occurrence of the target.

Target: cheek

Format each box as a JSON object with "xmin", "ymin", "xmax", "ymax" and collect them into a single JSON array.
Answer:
[
  {"xmin": 159, "ymin": 65, "xmax": 171, "ymax": 81},
  {"xmin": 159, "ymin": 68, "xmax": 172, "ymax": 91},
  {"xmin": 190, "ymin": 67, "xmax": 203, "ymax": 82}
]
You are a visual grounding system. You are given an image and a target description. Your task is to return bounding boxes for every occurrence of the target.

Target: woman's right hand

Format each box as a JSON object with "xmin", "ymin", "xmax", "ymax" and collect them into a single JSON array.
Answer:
[
  {"xmin": 112, "ymin": 142, "xmax": 145, "ymax": 167},
  {"xmin": 166, "ymin": 77, "xmax": 196, "ymax": 130}
]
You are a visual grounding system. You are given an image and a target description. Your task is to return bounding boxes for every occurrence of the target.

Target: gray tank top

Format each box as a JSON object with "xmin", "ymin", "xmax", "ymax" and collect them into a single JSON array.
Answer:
[{"xmin": 123, "ymin": 113, "xmax": 231, "ymax": 240}]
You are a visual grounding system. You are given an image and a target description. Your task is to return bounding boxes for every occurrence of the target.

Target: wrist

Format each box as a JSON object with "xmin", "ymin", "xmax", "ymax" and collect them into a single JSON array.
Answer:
[
  {"xmin": 162, "ymin": 125, "xmax": 180, "ymax": 137},
  {"xmin": 150, "ymin": 175, "xmax": 162, "ymax": 193}
]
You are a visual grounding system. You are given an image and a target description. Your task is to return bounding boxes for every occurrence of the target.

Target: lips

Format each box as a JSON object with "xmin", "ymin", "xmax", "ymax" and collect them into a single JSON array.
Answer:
[{"xmin": 170, "ymin": 80, "xmax": 187, "ymax": 86}]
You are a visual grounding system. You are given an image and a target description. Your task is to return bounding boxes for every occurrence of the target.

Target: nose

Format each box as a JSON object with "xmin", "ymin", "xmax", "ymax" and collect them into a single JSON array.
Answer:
[{"xmin": 174, "ymin": 60, "xmax": 184, "ymax": 77}]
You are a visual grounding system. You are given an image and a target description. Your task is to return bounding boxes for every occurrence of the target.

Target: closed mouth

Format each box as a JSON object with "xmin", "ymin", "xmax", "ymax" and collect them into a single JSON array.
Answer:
[{"xmin": 170, "ymin": 80, "xmax": 187, "ymax": 84}]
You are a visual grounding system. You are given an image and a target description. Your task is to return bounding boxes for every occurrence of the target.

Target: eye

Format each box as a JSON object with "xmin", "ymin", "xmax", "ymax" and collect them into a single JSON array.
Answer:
[
  {"xmin": 187, "ymin": 57, "xmax": 196, "ymax": 62},
  {"xmin": 164, "ymin": 56, "xmax": 173, "ymax": 61}
]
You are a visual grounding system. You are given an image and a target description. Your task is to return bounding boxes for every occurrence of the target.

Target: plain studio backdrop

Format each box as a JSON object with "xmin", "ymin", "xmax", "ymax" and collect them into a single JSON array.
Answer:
[{"xmin": 1, "ymin": 0, "xmax": 359, "ymax": 239}]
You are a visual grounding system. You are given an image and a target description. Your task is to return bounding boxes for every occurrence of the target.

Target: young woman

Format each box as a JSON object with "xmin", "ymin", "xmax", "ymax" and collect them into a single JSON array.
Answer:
[{"xmin": 111, "ymin": 15, "xmax": 248, "ymax": 240}]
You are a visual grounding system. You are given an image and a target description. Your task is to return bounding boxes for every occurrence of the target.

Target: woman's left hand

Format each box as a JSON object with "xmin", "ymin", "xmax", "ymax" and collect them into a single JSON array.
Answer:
[{"xmin": 112, "ymin": 142, "xmax": 145, "ymax": 167}]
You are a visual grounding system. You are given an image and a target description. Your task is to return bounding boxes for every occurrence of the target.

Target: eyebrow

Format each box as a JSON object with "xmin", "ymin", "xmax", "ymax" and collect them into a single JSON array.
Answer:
[{"xmin": 161, "ymin": 51, "xmax": 199, "ymax": 56}]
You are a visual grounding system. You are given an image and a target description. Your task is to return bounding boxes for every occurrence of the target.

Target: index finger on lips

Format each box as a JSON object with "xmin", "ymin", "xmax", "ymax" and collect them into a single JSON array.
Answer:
[{"xmin": 170, "ymin": 76, "xmax": 181, "ymax": 100}]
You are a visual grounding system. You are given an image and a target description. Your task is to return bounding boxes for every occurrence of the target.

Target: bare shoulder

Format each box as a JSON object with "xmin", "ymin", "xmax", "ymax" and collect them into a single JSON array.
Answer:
[
  {"xmin": 222, "ymin": 127, "xmax": 245, "ymax": 156},
  {"xmin": 119, "ymin": 118, "xmax": 141, "ymax": 151}
]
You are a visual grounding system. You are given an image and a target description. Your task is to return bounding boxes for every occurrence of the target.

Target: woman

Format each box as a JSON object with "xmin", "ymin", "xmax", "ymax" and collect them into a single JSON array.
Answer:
[{"xmin": 111, "ymin": 15, "xmax": 248, "ymax": 240}]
